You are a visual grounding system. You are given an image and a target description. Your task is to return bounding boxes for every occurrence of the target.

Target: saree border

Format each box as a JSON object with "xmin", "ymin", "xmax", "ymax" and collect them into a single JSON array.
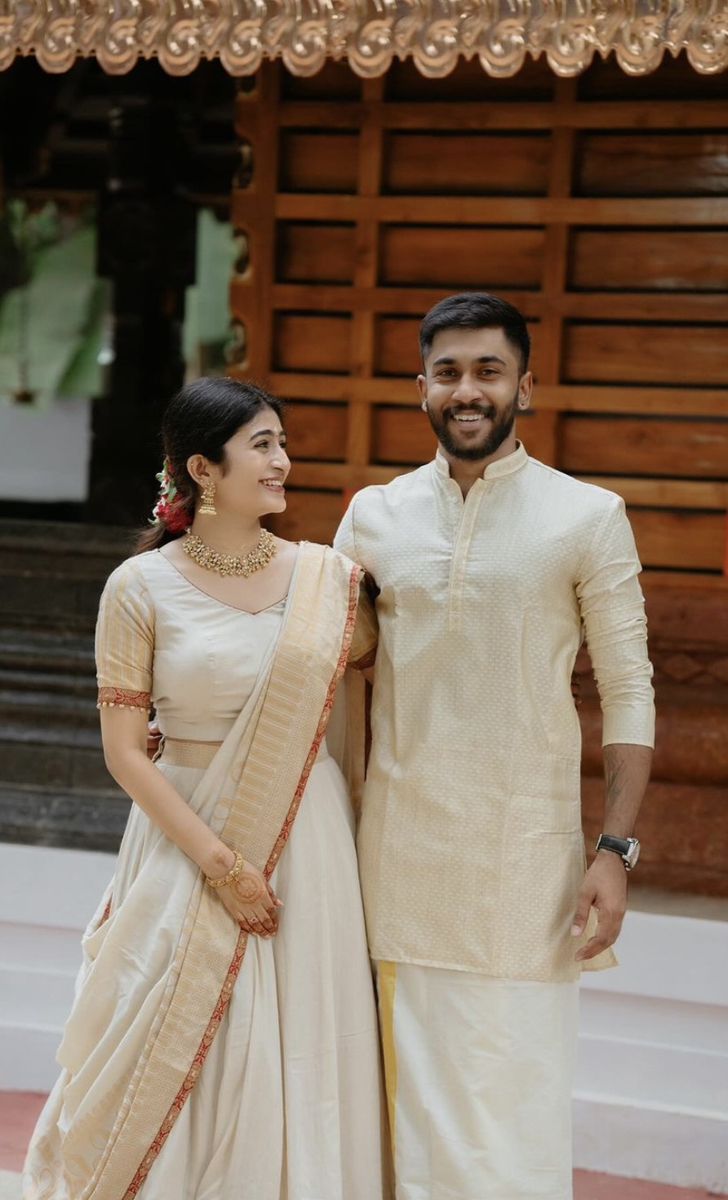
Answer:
[
  {"xmin": 121, "ymin": 561, "xmax": 362, "ymax": 1199},
  {"xmin": 97, "ymin": 686, "xmax": 152, "ymax": 712}
]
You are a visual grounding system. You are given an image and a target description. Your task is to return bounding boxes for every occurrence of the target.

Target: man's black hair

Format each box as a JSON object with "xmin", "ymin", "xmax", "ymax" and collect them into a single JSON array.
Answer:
[{"xmin": 419, "ymin": 292, "xmax": 531, "ymax": 374}]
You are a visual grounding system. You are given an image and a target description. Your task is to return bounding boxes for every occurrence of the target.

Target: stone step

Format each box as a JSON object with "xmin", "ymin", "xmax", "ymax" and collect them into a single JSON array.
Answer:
[
  {"xmin": 0, "ymin": 717, "xmax": 101, "ymax": 749},
  {"xmin": 0, "ymin": 732, "xmax": 110, "ymax": 792},
  {"xmin": 0, "ymin": 671, "xmax": 96, "ymax": 703},
  {"xmin": 0, "ymin": 695, "xmax": 98, "ymax": 740},
  {"xmin": 0, "ymin": 783, "xmax": 128, "ymax": 852},
  {"xmin": 0, "ymin": 519, "xmax": 128, "ymax": 632},
  {"xmin": 0, "ymin": 519, "xmax": 131, "ymax": 846},
  {"xmin": 0, "ymin": 629, "xmax": 95, "ymax": 675},
  {"xmin": 0, "ymin": 663, "xmax": 95, "ymax": 695}
]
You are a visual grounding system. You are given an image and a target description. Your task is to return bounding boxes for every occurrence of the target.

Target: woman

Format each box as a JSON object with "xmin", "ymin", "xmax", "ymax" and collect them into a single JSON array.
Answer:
[{"xmin": 24, "ymin": 378, "xmax": 386, "ymax": 1200}]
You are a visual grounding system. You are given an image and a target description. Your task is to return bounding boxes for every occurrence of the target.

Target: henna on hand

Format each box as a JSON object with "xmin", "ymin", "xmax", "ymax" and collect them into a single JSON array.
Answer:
[
  {"xmin": 234, "ymin": 870, "xmax": 268, "ymax": 904},
  {"xmin": 216, "ymin": 858, "xmax": 281, "ymax": 937}
]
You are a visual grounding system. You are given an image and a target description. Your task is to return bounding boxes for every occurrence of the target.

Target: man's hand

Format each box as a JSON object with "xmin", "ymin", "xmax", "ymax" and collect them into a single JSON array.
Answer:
[
  {"xmin": 571, "ymin": 851, "xmax": 627, "ymax": 962},
  {"xmin": 147, "ymin": 719, "xmax": 162, "ymax": 761}
]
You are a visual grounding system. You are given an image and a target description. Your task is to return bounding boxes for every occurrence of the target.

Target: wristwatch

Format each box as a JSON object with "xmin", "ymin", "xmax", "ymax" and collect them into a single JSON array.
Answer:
[{"xmin": 595, "ymin": 834, "xmax": 640, "ymax": 872}]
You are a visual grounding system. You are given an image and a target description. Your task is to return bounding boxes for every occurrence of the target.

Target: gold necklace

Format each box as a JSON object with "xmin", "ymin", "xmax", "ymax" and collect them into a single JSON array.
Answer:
[{"xmin": 182, "ymin": 528, "xmax": 277, "ymax": 578}]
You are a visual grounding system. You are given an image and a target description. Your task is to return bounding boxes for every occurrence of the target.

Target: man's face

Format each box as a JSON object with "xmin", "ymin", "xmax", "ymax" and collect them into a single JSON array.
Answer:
[{"xmin": 417, "ymin": 326, "xmax": 532, "ymax": 462}]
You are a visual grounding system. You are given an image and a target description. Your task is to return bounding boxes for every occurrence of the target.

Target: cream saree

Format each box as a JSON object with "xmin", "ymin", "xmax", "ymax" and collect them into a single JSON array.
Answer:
[{"xmin": 23, "ymin": 542, "xmax": 384, "ymax": 1200}]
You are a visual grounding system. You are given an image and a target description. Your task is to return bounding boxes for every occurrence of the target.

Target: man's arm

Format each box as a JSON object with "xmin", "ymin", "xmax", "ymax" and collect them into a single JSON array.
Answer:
[
  {"xmin": 332, "ymin": 493, "xmax": 358, "ymax": 561},
  {"xmin": 571, "ymin": 742, "xmax": 652, "ymax": 961},
  {"xmin": 572, "ymin": 497, "xmax": 655, "ymax": 961},
  {"xmin": 333, "ymin": 494, "xmax": 379, "ymax": 682}
]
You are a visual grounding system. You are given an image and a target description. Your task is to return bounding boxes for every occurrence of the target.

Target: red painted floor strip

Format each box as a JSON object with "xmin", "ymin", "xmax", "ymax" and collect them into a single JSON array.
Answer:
[
  {"xmin": 0, "ymin": 1092, "xmax": 46, "ymax": 1172},
  {"xmin": 573, "ymin": 1169, "xmax": 720, "ymax": 1199}
]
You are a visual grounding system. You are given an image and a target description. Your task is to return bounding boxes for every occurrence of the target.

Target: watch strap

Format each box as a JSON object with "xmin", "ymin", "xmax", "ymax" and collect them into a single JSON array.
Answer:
[
  {"xmin": 596, "ymin": 834, "xmax": 631, "ymax": 856},
  {"xmin": 596, "ymin": 833, "xmax": 639, "ymax": 871}
]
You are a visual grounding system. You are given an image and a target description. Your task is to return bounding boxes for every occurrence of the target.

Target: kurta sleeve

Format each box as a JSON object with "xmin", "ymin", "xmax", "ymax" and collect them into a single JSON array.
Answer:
[
  {"xmin": 335, "ymin": 496, "xmax": 378, "ymax": 668},
  {"xmin": 333, "ymin": 495, "xmax": 357, "ymax": 561},
  {"xmin": 95, "ymin": 559, "xmax": 155, "ymax": 712},
  {"xmin": 349, "ymin": 581, "xmax": 378, "ymax": 670},
  {"xmin": 576, "ymin": 497, "xmax": 655, "ymax": 748}
]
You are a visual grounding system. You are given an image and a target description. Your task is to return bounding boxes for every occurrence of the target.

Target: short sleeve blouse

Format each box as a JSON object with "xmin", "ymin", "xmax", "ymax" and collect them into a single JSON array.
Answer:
[{"xmin": 95, "ymin": 558, "xmax": 155, "ymax": 712}]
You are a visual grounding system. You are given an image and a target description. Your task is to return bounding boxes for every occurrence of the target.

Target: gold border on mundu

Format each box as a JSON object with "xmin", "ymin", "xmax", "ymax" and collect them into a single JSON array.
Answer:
[
  {"xmin": 2, "ymin": 1, "xmax": 726, "ymax": 78},
  {"xmin": 61, "ymin": 543, "xmax": 362, "ymax": 1200}
]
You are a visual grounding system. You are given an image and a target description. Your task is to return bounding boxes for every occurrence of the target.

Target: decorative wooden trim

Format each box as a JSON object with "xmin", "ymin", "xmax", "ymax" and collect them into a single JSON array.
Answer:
[
  {"xmin": 579, "ymin": 478, "xmax": 728, "ymax": 510},
  {"xmin": 9, "ymin": 3, "xmax": 727, "ymax": 78},
  {"xmin": 535, "ymin": 386, "xmax": 728, "ymax": 418},
  {"xmin": 277, "ymin": 100, "xmax": 728, "ymax": 132},
  {"xmin": 233, "ymin": 282, "xmax": 728, "ymax": 325},
  {"xmin": 267, "ymin": 375, "xmax": 728, "ymax": 419},
  {"xmin": 265, "ymin": 195, "xmax": 728, "ymax": 226}
]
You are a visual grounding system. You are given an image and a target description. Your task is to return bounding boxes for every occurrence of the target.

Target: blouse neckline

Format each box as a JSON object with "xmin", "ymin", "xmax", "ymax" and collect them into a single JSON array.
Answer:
[{"xmin": 155, "ymin": 549, "xmax": 290, "ymax": 616}]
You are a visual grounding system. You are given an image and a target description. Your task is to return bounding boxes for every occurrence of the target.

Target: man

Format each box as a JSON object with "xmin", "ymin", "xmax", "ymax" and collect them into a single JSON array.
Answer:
[{"xmin": 334, "ymin": 293, "xmax": 654, "ymax": 1199}]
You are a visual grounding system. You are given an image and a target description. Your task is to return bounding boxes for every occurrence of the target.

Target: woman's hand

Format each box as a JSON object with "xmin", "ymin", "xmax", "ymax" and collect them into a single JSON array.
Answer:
[
  {"xmin": 147, "ymin": 718, "xmax": 162, "ymax": 760},
  {"xmin": 215, "ymin": 859, "xmax": 283, "ymax": 938}
]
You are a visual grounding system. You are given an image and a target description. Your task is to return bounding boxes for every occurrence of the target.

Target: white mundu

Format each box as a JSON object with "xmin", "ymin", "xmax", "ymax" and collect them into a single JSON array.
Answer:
[{"xmin": 335, "ymin": 441, "xmax": 655, "ymax": 1198}]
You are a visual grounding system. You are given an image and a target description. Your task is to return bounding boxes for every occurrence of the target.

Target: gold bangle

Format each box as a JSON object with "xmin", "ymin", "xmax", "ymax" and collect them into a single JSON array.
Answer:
[{"xmin": 206, "ymin": 849, "xmax": 243, "ymax": 889}]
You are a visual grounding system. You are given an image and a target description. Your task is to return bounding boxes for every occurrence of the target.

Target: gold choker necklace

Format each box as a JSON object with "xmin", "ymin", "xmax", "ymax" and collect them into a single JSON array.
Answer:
[{"xmin": 183, "ymin": 529, "xmax": 277, "ymax": 578}]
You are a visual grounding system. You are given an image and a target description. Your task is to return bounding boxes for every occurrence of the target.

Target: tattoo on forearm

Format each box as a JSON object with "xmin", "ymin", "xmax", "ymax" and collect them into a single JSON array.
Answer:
[
  {"xmin": 601, "ymin": 743, "xmax": 652, "ymax": 837},
  {"xmin": 605, "ymin": 753, "xmax": 628, "ymax": 807}
]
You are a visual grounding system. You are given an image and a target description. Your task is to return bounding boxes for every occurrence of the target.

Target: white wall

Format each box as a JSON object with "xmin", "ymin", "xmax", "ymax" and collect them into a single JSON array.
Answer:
[
  {"xmin": 0, "ymin": 842, "xmax": 726, "ymax": 1192},
  {"xmin": 0, "ymin": 397, "xmax": 91, "ymax": 502},
  {"xmin": 575, "ymin": 908, "xmax": 728, "ymax": 1192},
  {"xmin": 0, "ymin": 843, "xmax": 113, "ymax": 1090}
]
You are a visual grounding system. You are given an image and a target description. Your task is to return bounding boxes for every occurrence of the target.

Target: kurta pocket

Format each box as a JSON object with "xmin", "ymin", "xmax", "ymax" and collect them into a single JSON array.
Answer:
[{"xmin": 496, "ymin": 805, "xmax": 585, "ymax": 980}]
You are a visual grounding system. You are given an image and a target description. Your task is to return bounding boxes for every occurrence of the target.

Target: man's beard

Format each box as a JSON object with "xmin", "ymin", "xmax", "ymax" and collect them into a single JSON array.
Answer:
[{"xmin": 426, "ymin": 389, "xmax": 519, "ymax": 462}]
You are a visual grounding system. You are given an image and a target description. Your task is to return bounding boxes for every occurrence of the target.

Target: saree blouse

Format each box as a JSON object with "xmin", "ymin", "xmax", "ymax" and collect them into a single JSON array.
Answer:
[
  {"xmin": 96, "ymin": 550, "xmax": 287, "ymax": 743},
  {"xmin": 96, "ymin": 546, "xmax": 378, "ymax": 744}
]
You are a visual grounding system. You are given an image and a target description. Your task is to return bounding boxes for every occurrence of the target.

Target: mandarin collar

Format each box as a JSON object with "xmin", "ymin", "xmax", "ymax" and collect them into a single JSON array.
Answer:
[{"xmin": 433, "ymin": 440, "xmax": 529, "ymax": 483}]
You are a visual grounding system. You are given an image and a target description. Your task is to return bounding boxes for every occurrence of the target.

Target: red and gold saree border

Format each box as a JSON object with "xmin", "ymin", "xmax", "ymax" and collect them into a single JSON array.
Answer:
[{"xmin": 119, "ymin": 557, "xmax": 362, "ymax": 1199}]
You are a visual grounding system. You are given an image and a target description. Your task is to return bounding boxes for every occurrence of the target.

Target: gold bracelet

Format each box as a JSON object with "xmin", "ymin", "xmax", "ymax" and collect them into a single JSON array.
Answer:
[{"xmin": 206, "ymin": 849, "xmax": 243, "ymax": 889}]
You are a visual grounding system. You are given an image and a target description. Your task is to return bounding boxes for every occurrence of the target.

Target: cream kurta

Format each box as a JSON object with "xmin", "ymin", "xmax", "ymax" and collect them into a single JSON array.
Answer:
[{"xmin": 335, "ymin": 442, "xmax": 655, "ymax": 982}]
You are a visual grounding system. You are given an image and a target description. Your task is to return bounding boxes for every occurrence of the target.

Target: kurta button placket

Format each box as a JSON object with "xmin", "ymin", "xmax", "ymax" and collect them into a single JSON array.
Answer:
[{"xmin": 447, "ymin": 479, "xmax": 486, "ymax": 632}]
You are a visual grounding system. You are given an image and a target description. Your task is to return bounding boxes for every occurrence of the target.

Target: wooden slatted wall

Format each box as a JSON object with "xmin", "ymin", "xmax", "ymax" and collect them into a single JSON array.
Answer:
[{"xmin": 231, "ymin": 56, "xmax": 728, "ymax": 895}]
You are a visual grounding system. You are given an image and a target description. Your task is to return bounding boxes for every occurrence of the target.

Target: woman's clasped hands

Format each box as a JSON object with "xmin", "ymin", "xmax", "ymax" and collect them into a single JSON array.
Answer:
[{"xmin": 217, "ymin": 858, "xmax": 283, "ymax": 939}]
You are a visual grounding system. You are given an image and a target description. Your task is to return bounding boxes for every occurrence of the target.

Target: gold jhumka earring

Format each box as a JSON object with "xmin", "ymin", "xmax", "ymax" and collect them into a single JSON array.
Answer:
[{"xmin": 199, "ymin": 480, "xmax": 217, "ymax": 516}]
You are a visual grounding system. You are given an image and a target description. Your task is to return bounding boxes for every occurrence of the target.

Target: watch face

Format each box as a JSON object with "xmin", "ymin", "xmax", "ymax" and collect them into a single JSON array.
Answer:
[{"xmin": 625, "ymin": 839, "xmax": 640, "ymax": 870}]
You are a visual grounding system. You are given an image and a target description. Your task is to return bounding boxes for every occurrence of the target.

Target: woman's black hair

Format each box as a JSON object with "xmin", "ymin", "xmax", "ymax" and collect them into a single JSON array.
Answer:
[{"xmin": 135, "ymin": 377, "xmax": 284, "ymax": 554}]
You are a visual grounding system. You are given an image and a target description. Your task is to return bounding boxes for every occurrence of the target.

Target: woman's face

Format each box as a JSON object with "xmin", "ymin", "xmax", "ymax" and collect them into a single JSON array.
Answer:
[{"xmin": 207, "ymin": 406, "xmax": 290, "ymax": 519}]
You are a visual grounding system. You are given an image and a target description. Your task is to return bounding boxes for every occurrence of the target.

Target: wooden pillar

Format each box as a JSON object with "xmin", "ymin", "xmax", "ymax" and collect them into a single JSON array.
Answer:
[
  {"xmin": 532, "ymin": 78, "xmax": 577, "ymax": 468},
  {"xmin": 348, "ymin": 78, "xmax": 384, "ymax": 493},
  {"xmin": 90, "ymin": 94, "xmax": 196, "ymax": 526},
  {"xmin": 230, "ymin": 67, "xmax": 281, "ymax": 386}
]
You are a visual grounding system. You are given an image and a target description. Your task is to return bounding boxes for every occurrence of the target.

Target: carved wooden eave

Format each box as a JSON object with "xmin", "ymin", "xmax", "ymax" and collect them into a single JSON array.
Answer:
[{"xmin": 1, "ymin": 1, "xmax": 726, "ymax": 77}]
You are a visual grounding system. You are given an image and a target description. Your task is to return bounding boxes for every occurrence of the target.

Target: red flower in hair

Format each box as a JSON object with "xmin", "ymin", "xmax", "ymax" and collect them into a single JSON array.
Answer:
[{"xmin": 151, "ymin": 459, "xmax": 192, "ymax": 532}]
